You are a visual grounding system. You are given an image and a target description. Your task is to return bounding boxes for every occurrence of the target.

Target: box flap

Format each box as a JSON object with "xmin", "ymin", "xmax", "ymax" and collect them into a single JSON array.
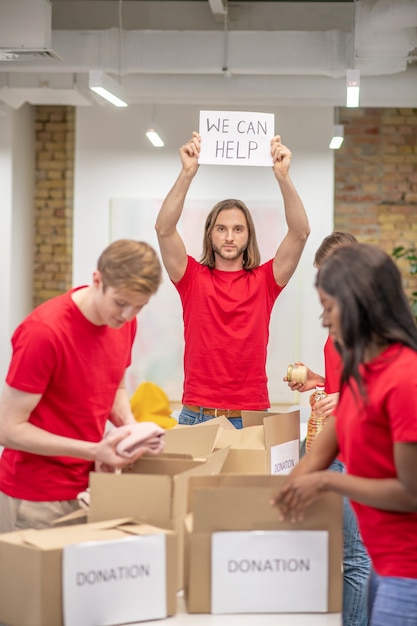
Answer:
[
  {"xmin": 172, "ymin": 447, "xmax": 230, "ymax": 519},
  {"xmin": 174, "ymin": 446, "xmax": 229, "ymax": 480},
  {"xmin": 52, "ymin": 508, "xmax": 88, "ymax": 527},
  {"xmin": 112, "ymin": 522, "xmax": 176, "ymax": 538},
  {"xmin": 214, "ymin": 425, "xmax": 265, "ymax": 450},
  {"xmin": 164, "ymin": 423, "xmax": 220, "ymax": 456},
  {"xmin": 20, "ymin": 518, "xmax": 137, "ymax": 550},
  {"xmin": 264, "ymin": 410, "xmax": 300, "ymax": 445},
  {"xmin": 220, "ymin": 448, "xmax": 267, "ymax": 474},
  {"xmin": 193, "ymin": 415, "xmax": 237, "ymax": 430},
  {"xmin": 241, "ymin": 411, "xmax": 280, "ymax": 427},
  {"xmin": 128, "ymin": 455, "xmax": 203, "ymax": 476}
]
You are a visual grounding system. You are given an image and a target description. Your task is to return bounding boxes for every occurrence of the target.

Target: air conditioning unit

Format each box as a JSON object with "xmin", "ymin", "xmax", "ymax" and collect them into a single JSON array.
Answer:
[{"xmin": 0, "ymin": 0, "xmax": 61, "ymax": 60}]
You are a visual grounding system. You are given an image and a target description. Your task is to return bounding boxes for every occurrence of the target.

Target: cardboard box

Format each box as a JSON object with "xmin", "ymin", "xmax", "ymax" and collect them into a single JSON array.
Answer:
[
  {"xmin": 215, "ymin": 410, "xmax": 300, "ymax": 474},
  {"xmin": 88, "ymin": 448, "xmax": 229, "ymax": 590},
  {"xmin": 0, "ymin": 518, "xmax": 176, "ymax": 626},
  {"xmin": 184, "ymin": 474, "xmax": 343, "ymax": 614}
]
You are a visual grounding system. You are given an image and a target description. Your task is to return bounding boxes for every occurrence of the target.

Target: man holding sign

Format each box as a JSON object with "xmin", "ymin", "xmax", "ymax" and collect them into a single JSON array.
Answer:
[{"xmin": 155, "ymin": 128, "xmax": 310, "ymax": 428}]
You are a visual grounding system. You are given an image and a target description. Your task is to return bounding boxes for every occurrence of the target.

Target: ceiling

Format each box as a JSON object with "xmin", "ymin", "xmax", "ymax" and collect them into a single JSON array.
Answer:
[{"xmin": 0, "ymin": 0, "xmax": 416, "ymax": 109}]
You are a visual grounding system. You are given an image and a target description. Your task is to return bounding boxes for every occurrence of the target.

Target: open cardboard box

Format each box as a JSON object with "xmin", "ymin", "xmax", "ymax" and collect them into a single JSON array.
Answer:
[
  {"xmin": 53, "ymin": 423, "xmax": 230, "ymax": 529},
  {"xmin": 184, "ymin": 474, "xmax": 343, "ymax": 615},
  {"xmin": 0, "ymin": 518, "xmax": 176, "ymax": 626},
  {"xmin": 88, "ymin": 447, "xmax": 229, "ymax": 590},
  {"xmin": 214, "ymin": 410, "xmax": 300, "ymax": 474}
]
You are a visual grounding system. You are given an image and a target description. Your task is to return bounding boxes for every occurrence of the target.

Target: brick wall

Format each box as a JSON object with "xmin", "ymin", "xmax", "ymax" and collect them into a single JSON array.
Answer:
[
  {"xmin": 33, "ymin": 106, "xmax": 75, "ymax": 308},
  {"xmin": 334, "ymin": 107, "xmax": 417, "ymax": 304}
]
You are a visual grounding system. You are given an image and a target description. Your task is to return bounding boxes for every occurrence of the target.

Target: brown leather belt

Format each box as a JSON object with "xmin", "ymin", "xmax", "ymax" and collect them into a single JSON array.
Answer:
[{"xmin": 183, "ymin": 405, "xmax": 242, "ymax": 418}]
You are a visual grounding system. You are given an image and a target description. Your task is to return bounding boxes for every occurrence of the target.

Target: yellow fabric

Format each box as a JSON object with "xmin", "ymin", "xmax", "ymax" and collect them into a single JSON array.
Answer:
[{"xmin": 130, "ymin": 381, "xmax": 177, "ymax": 429}]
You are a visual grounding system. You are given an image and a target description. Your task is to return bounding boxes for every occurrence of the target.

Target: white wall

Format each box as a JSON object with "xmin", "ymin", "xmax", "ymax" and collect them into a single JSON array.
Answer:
[
  {"xmin": 74, "ymin": 104, "xmax": 334, "ymax": 407},
  {"xmin": 0, "ymin": 104, "xmax": 35, "ymax": 385}
]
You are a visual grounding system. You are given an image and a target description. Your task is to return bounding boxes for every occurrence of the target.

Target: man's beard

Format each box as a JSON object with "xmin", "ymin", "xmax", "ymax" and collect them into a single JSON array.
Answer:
[{"xmin": 212, "ymin": 242, "xmax": 247, "ymax": 262}]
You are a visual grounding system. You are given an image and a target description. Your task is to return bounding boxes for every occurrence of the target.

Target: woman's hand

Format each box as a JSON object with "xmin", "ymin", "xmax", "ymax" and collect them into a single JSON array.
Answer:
[
  {"xmin": 314, "ymin": 392, "xmax": 340, "ymax": 419},
  {"xmin": 271, "ymin": 472, "xmax": 329, "ymax": 523}
]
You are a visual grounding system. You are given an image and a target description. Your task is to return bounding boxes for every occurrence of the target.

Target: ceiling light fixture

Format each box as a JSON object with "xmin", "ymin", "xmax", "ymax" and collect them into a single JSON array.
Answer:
[
  {"xmin": 88, "ymin": 70, "xmax": 128, "ymax": 107},
  {"xmin": 208, "ymin": 0, "xmax": 227, "ymax": 17},
  {"xmin": 329, "ymin": 124, "xmax": 344, "ymax": 150},
  {"xmin": 146, "ymin": 126, "xmax": 164, "ymax": 148},
  {"xmin": 346, "ymin": 69, "xmax": 360, "ymax": 108}
]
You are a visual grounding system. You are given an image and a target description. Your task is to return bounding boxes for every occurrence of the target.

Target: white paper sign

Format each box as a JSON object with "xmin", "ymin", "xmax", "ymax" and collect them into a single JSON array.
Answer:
[
  {"xmin": 270, "ymin": 439, "xmax": 300, "ymax": 475},
  {"xmin": 211, "ymin": 530, "xmax": 328, "ymax": 614},
  {"xmin": 63, "ymin": 534, "xmax": 167, "ymax": 626},
  {"xmin": 198, "ymin": 110, "xmax": 275, "ymax": 166}
]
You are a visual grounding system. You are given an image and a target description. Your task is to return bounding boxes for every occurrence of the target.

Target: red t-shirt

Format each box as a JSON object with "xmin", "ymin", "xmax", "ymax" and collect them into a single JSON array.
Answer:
[
  {"xmin": 324, "ymin": 336, "xmax": 342, "ymax": 394},
  {"xmin": 174, "ymin": 256, "xmax": 283, "ymax": 409},
  {"xmin": 0, "ymin": 288, "xmax": 136, "ymax": 501},
  {"xmin": 335, "ymin": 343, "xmax": 417, "ymax": 577}
]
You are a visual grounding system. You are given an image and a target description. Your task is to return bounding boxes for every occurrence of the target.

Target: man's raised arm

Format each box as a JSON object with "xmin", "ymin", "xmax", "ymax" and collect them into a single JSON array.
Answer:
[
  {"xmin": 155, "ymin": 132, "xmax": 201, "ymax": 283},
  {"xmin": 270, "ymin": 135, "xmax": 310, "ymax": 287}
]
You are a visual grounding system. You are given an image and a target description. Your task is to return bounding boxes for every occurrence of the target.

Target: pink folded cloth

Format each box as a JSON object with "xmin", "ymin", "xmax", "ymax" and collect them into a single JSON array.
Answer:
[
  {"xmin": 94, "ymin": 422, "xmax": 166, "ymax": 473},
  {"xmin": 115, "ymin": 422, "xmax": 165, "ymax": 458}
]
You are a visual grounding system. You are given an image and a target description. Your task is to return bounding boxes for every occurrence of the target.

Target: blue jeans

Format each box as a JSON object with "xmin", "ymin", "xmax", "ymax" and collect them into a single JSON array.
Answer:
[
  {"xmin": 330, "ymin": 458, "xmax": 371, "ymax": 626},
  {"xmin": 178, "ymin": 406, "xmax": 243, "ymax": 429},
  {"xmin": 368, "ymin": 568, "xmax": 417, "ymax": 625}
]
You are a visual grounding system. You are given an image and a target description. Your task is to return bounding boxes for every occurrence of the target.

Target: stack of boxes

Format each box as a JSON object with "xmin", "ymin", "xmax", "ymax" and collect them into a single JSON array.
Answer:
[{"xmin": 0, "ymin": 411, "xmax": 343, "ymax": 624}]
